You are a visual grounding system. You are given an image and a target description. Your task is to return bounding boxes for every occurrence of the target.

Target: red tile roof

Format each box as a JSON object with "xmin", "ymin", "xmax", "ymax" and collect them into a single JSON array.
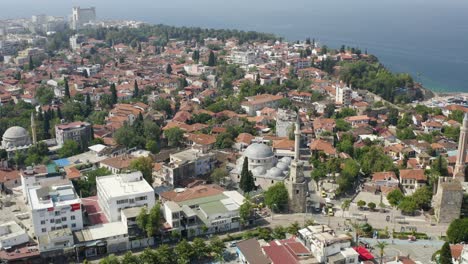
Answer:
[{"xmin": 399, "ymin": 169, "xmax": 427, "ymax": 181}]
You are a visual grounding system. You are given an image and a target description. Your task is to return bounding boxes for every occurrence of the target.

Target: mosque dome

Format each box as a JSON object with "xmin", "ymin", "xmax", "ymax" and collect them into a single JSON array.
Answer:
[
  {"xmin": 276, "ymin": 161, "xmax": 289, "ymax": 171},
  {"xmin": 244, "ymin": 143, "xmax": 274, "ymax": 160},
  {"xmin": 1, "ymin": 126, "xmax": 31, "ymax": 149},
  {"xmin": 3, "ymin": 126, "xmax": 29, "ymax": 140},
  {"xmin": 267, "ymin": 167, "xmax": 284, "ymax": 178}
]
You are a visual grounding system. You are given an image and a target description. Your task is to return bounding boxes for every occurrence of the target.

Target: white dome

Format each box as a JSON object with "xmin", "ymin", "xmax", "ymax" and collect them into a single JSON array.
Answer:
[
  {"xmin": 280, "ymin": 157, "xmax": 292, "ymax": 165},
  {"xmin": 3, "ymin": 126, "xmax": 29, "ymax": 140},
  {"xmin": 276, "ymin": 162, "xmax": 289, "ymax": 171},
  {"xmin": 244, "ymin": 143, "xmax": 274, "ymax": 160},
  {"xmin": 267, "ymin": 167, "xmax": 284, "ymax": 178},
  {"xmin": 252, "ymin": 166, "xmax": 266, "ymax": 176}
]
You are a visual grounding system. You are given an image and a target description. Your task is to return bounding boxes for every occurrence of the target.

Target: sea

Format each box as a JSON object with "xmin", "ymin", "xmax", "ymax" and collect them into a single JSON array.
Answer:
[{"xmin": 2, "ymin": 0, "xmax": 468, "ymax": 93}]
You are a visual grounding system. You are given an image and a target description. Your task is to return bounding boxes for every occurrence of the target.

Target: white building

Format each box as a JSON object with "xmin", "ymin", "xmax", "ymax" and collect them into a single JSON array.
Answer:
[
  {"xmin": 71, "ymin": 6, "xmax": 96, "ymax": 30},
  {"xmin": 28, "ymin": 183, "xmax": 83, "ymax": 237},
  {"xmin": 38, "ymin": 228, "xmax": 74, "ymax": 253},
  {"xmin": 77, "ymin": 64, "xmax": 101, "ymax": 77},
  {"xmin": 0, "ymin": 221, "xmax": 29, "ymax": 249},
  {"xmin": 69, "ymin": 34, "xmax": 85, "ymax": 50},
  {"xmin": 229, "ymin": 50, "xmax": 256, "ymax": 65},
  {"xmin": 241, "ymin": 94, "xmax": 283, "ymax": 116},
  {"xmin": 335, "ymin": 85, "xmax": 352, "ymax": 105},
  {"xmin": 21, "ymin": 165, "xmax": 67, "ymax": 200},
  {"xmin": 74, "ymin": 222, "xmax": 129, "ymax": 258},
  {"xmin": 298, "ymin": 225, "xmax": 354, "ymax": 264},
  {"xmin": 231, "ymin": 143, "xmax": 290, "ymax": 190},
  {"xmin": 160, "ymin": 185, "xmax": 244, "ymax": 237},
  {"xmin": 96, "ymin": 172, "xmax": 155, "ymax": 222}
]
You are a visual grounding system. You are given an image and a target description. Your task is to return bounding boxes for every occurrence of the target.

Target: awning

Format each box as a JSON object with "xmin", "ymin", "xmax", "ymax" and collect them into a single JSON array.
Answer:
[{"xmin": 353, "ymin": 246, "xmax": 374, "ymax": 260}]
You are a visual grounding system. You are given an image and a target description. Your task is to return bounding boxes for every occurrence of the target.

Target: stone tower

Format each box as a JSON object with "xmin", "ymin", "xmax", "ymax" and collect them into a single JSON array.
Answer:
[
  {"xmin": 433, "ymin": 177, "xmax": 463, "ymax": 223},
  {"xmin": 454, "ymin": 113, "xmax": 468, "ymax": 182},
  {"xmin": 286, "ymin": 113, "xmax": 308, "ymax": 213},
  {"xmin": 31, "ymin": 112, "xmax": 37, "ymax": 145}
]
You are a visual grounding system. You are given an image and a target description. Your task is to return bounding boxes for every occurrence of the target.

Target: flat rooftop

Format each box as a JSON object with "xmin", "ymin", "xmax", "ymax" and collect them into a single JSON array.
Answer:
[
  {"xmin": 28, "ymin": 184, "xmax": 80, "ymax": 210},
  {"xmin": 74, "ymin": 222, "xmax": 127, "ymax": 243},
  {"xmin": 96, "ymin": 172, "xmax": 154, "ymax": 198},
  {"xmin": 0, "ymin": 221, "xmax": 26, "ymax": 241}
]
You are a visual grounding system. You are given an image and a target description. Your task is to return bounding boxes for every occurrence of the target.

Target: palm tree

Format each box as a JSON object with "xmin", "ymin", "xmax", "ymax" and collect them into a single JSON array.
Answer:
[
  {"xmin": 341, "ymin": 199, "xmax": 351, "ymax": 218},
  {"xmin": 350, "ymin": 221, "xmax": 362, "ymax": 245},
  {"xmin": 375, "ymin": 241, "xmax": 389, "ymax": 264}
]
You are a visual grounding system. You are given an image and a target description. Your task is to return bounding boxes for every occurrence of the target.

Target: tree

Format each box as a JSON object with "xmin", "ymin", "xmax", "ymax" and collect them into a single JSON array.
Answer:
[
  {"xmin": 264, "ymin": 182, "xmax": 289, "ymax": 212},
  {"xmin": 139, "ymin": 248, "xmax": 157, "ymax": 263},
  {"xmin": 58, "ymin": 140, "xmax": 81, "ymax": 158},
  {"xmin": 192, "ymin": 50, "xmax": 200, "ymax": 63},
  {"xmin": 209, "ymin": 237, "xmax": 225, "ymax": 261},
  {"xmin": 166, "ymin": 64, "xmax": 172, "ymax": 74},
  {"xmin": 121, "ymin": 251, "xmax": 139, "ymax": 264},
  {"xmin": 29, "ymin": 56, "xmax": 34, "ymax": 70},
  {"xmin": 357, "ymin": 200, "xmax": 366, "ymax": 209},
  {"xmin": 192, "ymin": 238, "xmax": 208, "ymax": 260},
  {"xmin": 239, "ymin": 157, "xmax": 255, "ymax": 193},
  {"xmin": 287, "ymin": 221, "xmax": 300, "ymax": 235},
  {"xmin": 439, "ymin": 242, "xmax": 453, "ymax": 264},
  {"xmin": 215, "ymin": 132, "xmax": 234, "ymax": 149},
  {"xmin": 99, "ymin": 254, "xmax": 120, "ymax": 264},
  {"xmin": 375, "ymin": 241, "xmax": 388, "ymax": 264},
  {"xmin": 398, "ymin": 197, "xmax": 417, "ymax": 215},
  {"xmin": 36, "ymin": 86, "xmax": 54, "ymax": 105},
  {"xmin": 136, "ymin": 207, "xmax": 148, "ymax": 234},
  {"xmin": 155, "ymin": 244, "xmax": 173, "ymax": 264},
  {"xmin": 64, "ymin": 78, "xmax": 70, "ymax": 99},
  {"xmin": 272, "ymin": 225, "xmax": 286, "ymax": 239},
  {"xmin": 153, "ymin": 98, "xmax": 172, "ymax": 115},
  {"xmin": 146, "ymin": 203, "xmax": 161, "ymax": 238},
  {"xmin": 110, "ymin": 83, "xmax": 118, "ymax": 104},
  {"xmin": 446, "ymin": 218, "xmax": 468, "ymax": 243},
  {"xmin": 341, "ymin": 199, "xmax": 351, "ymax": 217},
  {"xmin": 411, "ymin": 186, "xmax": 432, "ymax": 210},
  {"xmin": 174, "ymin": 239, "xmax": 194, "ymax": 264},
  {"xmin": 130, "ymin": 157, "xmax": 153, "ymax": 185},
  {"xmin": 239, "ymin": 195, "xmax": 253, "ymax": 226},
  {"xmin": 133, "ymin": 80, "xmax": 139, "ymax": 98},
  {"xmin": 368, "ymin": 202, "xmax": 376, "ymax": 211},
  {"xmin": 324, "ymin": 103, "xmax": 335, "ymax": 118},
  {"xmin": 207, "ymin": 50, "xmax": 216, "ymax": 66},
  {"xmin": 164, "ymin": 127, "xmax": 184, "ymax": 147},
  {"xmin": 386, "ymin": 189, "xmax": 404, "ymax": 207},
  {"xmin": 210, "ymin": 167, "xmax": 228, "ymax": 185}
]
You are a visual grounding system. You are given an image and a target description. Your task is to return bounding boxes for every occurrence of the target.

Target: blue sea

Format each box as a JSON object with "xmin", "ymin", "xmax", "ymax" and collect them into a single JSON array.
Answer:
[{"xmin": 2, "ymin": 0, "xmax": 468, "ymax": 92}]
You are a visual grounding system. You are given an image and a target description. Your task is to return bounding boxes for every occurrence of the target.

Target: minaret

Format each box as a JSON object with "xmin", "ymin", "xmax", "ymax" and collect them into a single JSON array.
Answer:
[
  {"xmin": 31, "ymin": 112, "xmax": 37, "ymax": 145},
  {"xmin": 454, "ymin": 112, "xmax": 468, "ymax": 181},
  {"xmin": 286, "ymin": 112, "xmax": 307, "ymax": 213}
]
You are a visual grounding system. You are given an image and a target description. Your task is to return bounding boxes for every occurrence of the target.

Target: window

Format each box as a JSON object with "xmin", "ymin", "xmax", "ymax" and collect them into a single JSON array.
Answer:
[
  {"xmin": 41, "ymin": 228, "xmax": 46, "ymax": 233},
  {"xmin": 50, "ymin": 219, "xmax": 55, "ymax": 223},
  {"xmin": 56, "ymin": 219, "xmax": 61, "ymax": 224},
  {"xmin": 51, "ymin": 227, "xmax": 56, "ymax": 231},
  {"xmin": 71, "ymin": 223, "xmax": 76, "ymax": 228},
  {"xmin": 129, "ymin": 199, "xmax": 135, "ymax": 204},
  {"xmin": 40, "ymin": 220, "xmax": 45, "ymax": 225},
  {"xmin": 71, "ymin": 215, "xmax": 75, "ymax": 220},
  {"xmin": 55, "ymin": 211, "xmax": 60, "ymax": 216},
  {"xmin": 135, "ymin": 196, "xmax": 147, "ymax": 201},
  {"xmin": 296, "ymin": 190, "xmax": 300, "ymax": 194},
  {"xmin": 62, "ymin": 225, "xmax": 68, "ymax": 229},
  {"xmin": 61, "ymin": 217, "xmax": 67, "ymax": 221},
  {"xmin": 117, "ymin": 199, "xmax": 128, "ymax": 205}
]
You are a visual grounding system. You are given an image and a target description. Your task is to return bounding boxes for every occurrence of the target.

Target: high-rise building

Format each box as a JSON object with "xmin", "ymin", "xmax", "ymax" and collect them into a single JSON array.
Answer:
[
  {"xmin": 71, "ymin": 6, "xmax": 96, "ymax": 30},
  {"xmin": 454, "ymin": 113, "xmax": 468, "ymax": 181},
  {"xmin": 335, "ymin": 85, "xmax": 353, "ymax": 106},
  {"xmin": 286, "ymin": 114, "xmax": 308, "ymax": 213}
]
